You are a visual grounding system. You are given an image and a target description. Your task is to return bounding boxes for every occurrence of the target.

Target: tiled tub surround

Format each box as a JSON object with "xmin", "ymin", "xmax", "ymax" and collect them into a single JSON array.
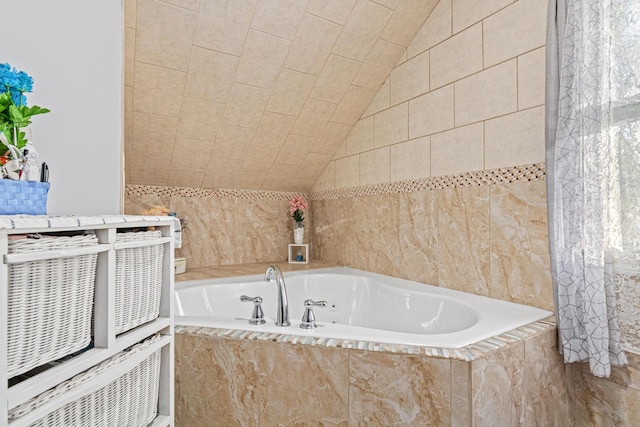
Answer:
[
  {"xmin": 175, "ymin": 268, "xmax": 552, "ymax": 348},
  {"xmin": 175, "ymin": 318, "xmax": 568, "ymax": 426},
  {"xmin": 172, "ymin": 265, "xmax": 565, "ymax": 425},
  {"xmin": 124, "ymin": 186, "xmax": 313, "ymax": 268},
  {"xmin": 310, "ymin": 164, "xmax": 554, "ymax": 312}
]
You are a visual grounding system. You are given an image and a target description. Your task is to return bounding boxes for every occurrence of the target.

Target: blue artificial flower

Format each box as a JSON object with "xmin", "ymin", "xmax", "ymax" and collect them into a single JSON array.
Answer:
[{"xmin": 0, "ymin": 63, "xmax": 33, "ymax": 106}]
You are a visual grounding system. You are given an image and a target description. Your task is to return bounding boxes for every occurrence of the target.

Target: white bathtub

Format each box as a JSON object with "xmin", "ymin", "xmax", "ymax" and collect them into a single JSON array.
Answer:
[{"xmin": 174, "ymin": 267, "xmax": 552, "ymax": 348}]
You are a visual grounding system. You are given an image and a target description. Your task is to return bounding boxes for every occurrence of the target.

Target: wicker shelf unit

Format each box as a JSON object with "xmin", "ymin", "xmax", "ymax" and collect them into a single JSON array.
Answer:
[{"xmin": 0, "ymin": 216, "xmax": 175, "ymax": 427}]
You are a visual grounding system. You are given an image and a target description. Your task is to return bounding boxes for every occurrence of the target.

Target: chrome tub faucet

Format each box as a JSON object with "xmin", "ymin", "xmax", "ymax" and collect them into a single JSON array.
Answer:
[{"xmin": 265, "ymin": 265, "xmax": 290, "ymax": 326}]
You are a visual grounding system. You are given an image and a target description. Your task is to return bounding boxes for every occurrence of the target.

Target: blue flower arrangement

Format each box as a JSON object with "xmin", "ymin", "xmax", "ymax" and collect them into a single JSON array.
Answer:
[{"xmin": 0, "ymin": 63, "xmax": 50, "ymax": 162}]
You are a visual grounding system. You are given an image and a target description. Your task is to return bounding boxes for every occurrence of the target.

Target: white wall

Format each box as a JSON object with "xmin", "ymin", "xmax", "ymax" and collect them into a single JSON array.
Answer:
[{"xmin": 4, "ymin": 1, "xmax": 123, "ymax": 215}]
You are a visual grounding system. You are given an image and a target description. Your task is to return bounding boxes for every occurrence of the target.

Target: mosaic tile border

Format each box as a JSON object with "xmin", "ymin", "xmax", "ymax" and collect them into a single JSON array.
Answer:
[
  {"xmin": 125, "ymin": 163, "xmax": 545, "ymax": 202},
  {"xmin": 125, "ymin": 185, "xmax": 304, "ymax": 201},
  {"xmin": 176, "ymin": 316, "xmax": 556, "ymax": 362},
  {"xmin": 309, "ymin": 163, "xmax": 546, "ymax": 200}
]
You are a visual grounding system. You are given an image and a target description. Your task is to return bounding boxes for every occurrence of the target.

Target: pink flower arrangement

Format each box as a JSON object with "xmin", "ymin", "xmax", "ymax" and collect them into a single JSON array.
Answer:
[{"xmin": 288, "ymin": 195, "xmax": 308, "ymax": 224}]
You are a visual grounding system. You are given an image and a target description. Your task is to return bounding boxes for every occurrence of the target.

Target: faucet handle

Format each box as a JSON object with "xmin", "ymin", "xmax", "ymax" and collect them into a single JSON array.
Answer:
[
  {"xmin": 240, "ymin": 295, "xmax": 266, "ymax": 325},
  {"xmin": 300, "ymin": 299, "xmax": 327, "ymax": 329}
]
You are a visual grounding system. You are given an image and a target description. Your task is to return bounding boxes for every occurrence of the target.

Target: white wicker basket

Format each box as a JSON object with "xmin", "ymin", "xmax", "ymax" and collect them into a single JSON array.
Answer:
[
  {"xmin": 7, "ymin": 235, "xmax": 99, "ymax": 378},
  {"xmin": 115, "ymin": 230, "xmax": 164, "ymax": 334},
  {"xmin": 9, "ymin": 335, "xmax": 162, "ymax": 427}
]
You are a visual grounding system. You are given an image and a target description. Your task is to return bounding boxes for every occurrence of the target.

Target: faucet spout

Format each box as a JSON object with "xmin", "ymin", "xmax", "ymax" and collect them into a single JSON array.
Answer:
[{"xmin": 265, "ymin": 265, "xmax": 290, "ymax": 326}]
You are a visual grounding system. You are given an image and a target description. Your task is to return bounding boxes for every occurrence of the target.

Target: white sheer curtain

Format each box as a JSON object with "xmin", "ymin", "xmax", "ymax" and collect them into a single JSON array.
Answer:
[{"xmin": 546, "ymin": 0, "xmax": 639, "ymax": 377}]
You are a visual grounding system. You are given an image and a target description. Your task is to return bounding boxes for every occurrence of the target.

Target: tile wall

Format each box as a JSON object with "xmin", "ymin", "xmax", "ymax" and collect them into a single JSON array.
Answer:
[
  {"xmin": 175, "ymin": 325, "xmax": 569, "ymax": 426},
  {"xmin": 124, "ymin": 186, "xmax": 310, "ymax": 267},
  {"xmin": 313, "ymin": 0, "xmax": 546, "ymax": 191},
  {"xmin": 124, "ymin": 0, "xmax": 640, "ymax": 423}
]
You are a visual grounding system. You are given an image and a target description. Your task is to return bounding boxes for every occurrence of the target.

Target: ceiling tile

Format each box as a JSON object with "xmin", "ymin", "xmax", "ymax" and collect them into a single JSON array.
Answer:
[
  {"xmin": 306, "ymin": 0, "xmax": 357, "ymax": 25},
  {"xmin": 133, "ymin": 62, "xmax": 187, "ymax": 117},
  {"xmin": 331, "ymin": 85, "xmax": 378, "ymax": 124},
  {"xmin": 252, "ymin": 0, "xmax": 309, "ymax": 40},
  {"xmin": 332, "ymin": 0, "xmax": 392, "ymax": 61},
  {"xmin": 266, "ymin": 69, "xmax": 317, "ymax": 115},
  {"xmin": 234, "ymin": 30, "xmax": 291, "ymax": 89},
  {"xmin": 310, "ymin": 54, "xmax": 362, "ymax": 103},
  {"xmin": 184, "ymin": 47, "xmax": 239, "ymax": 104},
  {"xmin": 194, "ymin": 0, "xmax": 256, "ymax": 56},
  {"xmin": 177, "ymin": 98, "xmax": 225, "ymax": 141},
  {"xmin": 250, "ymin": 112, "xmax": 297, "ymax": 148},
  {"xmin": 284, "ymin": 13, "xmax": 342, "ymax": 75},
  {"xmin": 222, "ymin": 84, "xmax": 272, "ymax": 127},
  {"xmin": 380, "ymin": 0, "xmax": 439, "ymax": 47},
  {"xmin": 352, "ymin": 38, "xmax": 406, "ymax": 89},
  {"xmin": 290, "ymin": 98, "xmax": 337, "ymax": 136},
  {"xmin": 171, "ymin": 137, "xmax": 214, "ymax": 170},
  {"xmin": 135, "ymin": 0, "xmax": 196, "ymax": 71}
]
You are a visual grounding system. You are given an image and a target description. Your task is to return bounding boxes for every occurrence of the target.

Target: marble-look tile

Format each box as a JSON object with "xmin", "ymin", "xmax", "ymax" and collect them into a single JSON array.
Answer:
[
  {"xmin": 568, "ymin": 357, "xmax": 640, "ymax": 426},
  {"xmin": 439, "ymin": 186, "xmax": 490, "ymax": 296},
  {"xmin": 349, "ymin": 350, "xmax": 451, "ymax": 426},
  {"xmin": 471, "ymin": 341, "xmax": 526, "ymax": 426},
  {"xmin": 360, "ymin": 194, "xmax": 400, "ymax": 277},
  {"xmin": 208, "ymin": 198, "xmax": 247, "ymax": 265},
  {"xmin": 451, "ymin": 360, "xmax": 472, "ymax": 426},
  {"xmin": 523, "ymin": 329, "xmax": 570, "ymax": 426},
  {"xmin": 244, "ymin": 199, "xmax": 290, "ymax": 263},
  {"xmin": 177, "ymin": 334, "xmax": 260, "ymax": 426},
  {"xmin": 489, "ymin": 180, "xmax": 553, "ymax": 310},
  {"xmin": 397, "ymin": 190, "xmax": 439, "ymax": 285},
  {"xmin": 259, "ymin": 341, "xmax": 349, "ymax": 425},
  {"xmin": 170, "ymin": 196, "xmax": 213, "ymax": 268}
]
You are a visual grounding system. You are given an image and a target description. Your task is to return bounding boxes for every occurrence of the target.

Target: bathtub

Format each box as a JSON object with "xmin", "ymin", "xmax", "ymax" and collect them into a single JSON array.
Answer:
[{"xmin": 174, "ymin": 267, "xmax": 552, "ymax": 348}]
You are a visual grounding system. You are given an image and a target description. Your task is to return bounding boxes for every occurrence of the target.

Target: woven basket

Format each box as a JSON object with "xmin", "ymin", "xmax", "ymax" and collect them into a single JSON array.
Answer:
[
  {"xmin": 115, "ymin": 230, "xmax": 164, "ymax": 334},
  {"xmin": 0, "ymin": 180, "xmax": 50, "ymax": 215},
  {"xmin": 7, "ymin": 234, "xmax": 98, "ymax": 378},
  {"xmin": 9, "ymin": 335, "xmax": 162, "ymax": 427}
]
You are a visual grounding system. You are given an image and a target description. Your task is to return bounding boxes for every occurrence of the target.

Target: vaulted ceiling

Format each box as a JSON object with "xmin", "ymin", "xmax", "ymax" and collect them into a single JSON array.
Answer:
[{"xmin": 125, "ymin": 0, "xmax": 439, "ymax": 191}]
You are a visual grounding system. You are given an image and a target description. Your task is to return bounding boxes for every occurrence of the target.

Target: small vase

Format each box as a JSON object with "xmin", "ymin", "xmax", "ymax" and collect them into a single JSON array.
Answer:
[{"xmin": 293, "ymin": 222, "xmax": 304, "ymax": 244}]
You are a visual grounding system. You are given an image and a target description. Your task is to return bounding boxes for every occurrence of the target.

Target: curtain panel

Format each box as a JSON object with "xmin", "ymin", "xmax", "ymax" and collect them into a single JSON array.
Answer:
[{"xmin": 546, "ymin": 0, "xmax": 639, "ymax": 377}]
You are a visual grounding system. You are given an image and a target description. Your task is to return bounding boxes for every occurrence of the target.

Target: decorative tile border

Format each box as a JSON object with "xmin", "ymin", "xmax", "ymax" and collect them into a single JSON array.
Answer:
[
  {"xmin": 309, "ymin": 163, "xmax": 546, "ymax": 200},
  {"xmin": 176, "ymin": 316, "xmax": 556, "ymax": 362},
  {"xmin": 125, "ymin": 163, "xmax": 545, "ymax": 202},
  {"xmin": 125, "ymin": 185, "xmax": 304, "ymax": 201}
]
